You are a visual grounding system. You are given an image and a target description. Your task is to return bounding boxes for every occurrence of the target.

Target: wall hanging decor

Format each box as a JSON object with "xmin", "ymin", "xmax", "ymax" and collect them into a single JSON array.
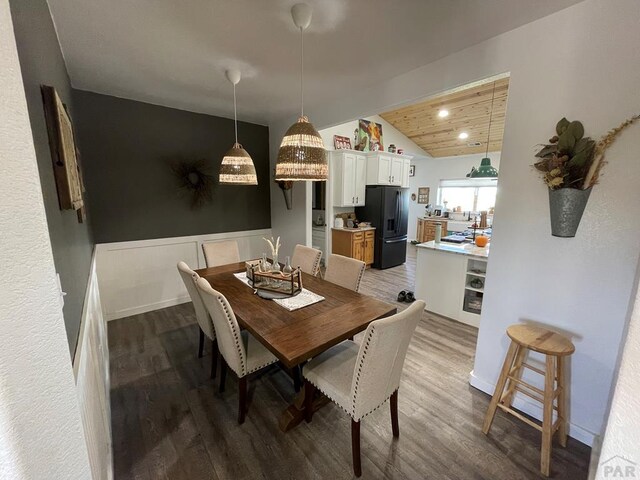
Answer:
[
  {"xmin": 534, "ymin": 114, "xmax": 639, "ymax": 237},
  {"xmin": 172, "ymin": 159, "xmax": 215, "ymax": 209},
  {"xmin": 41, "ymin": 85, "xmax": 85, "ymax": 222},
  {"xmin": 333, "ymin": 135, "xmax": 352, "ymax": 150},
  {"xmin": 417, "ymin": 187, "xmax": 430, "ymax": 204},
  {"xmin": 357, "ymin": 118, "xmax": 384, "ymax": 152},
  {"xmin": 275, "ymin": 168, "xmax": 293, "ymax": 210}
]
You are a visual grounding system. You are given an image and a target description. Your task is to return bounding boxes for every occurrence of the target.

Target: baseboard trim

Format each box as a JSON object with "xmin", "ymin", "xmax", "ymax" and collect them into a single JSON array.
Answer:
[
  {"xmin": 106, "ymin": 295, "xmax": 191, "ymax": 321},
  {"xmin": 468, "ymin": 370, "xmax": 596, "ymax": 447}
]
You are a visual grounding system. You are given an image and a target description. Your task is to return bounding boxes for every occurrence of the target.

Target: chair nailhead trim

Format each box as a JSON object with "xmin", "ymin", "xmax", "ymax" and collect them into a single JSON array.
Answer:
[
  {"xmin": 217, "ymin": 295, "xmax": 246, "ymax": 376},
  {"xmin": 352, "ymin": 325, "xmax": 375, "ymax": 417},
  {"xmin": 355, "ymin": 264, "xmax": 365, "ymax": 292}
]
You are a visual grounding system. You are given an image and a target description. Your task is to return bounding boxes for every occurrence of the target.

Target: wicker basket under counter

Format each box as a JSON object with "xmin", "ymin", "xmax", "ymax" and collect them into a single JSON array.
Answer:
[{"xmin": 416, "ymin": 218, "xmax": 448, "ymax": 243}]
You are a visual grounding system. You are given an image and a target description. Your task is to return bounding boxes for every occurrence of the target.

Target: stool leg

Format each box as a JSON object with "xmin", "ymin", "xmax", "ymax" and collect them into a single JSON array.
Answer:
[
  {"xmin": 541, "ymin": 355, "xmax": 555, "ymax": 477},
  {"xmin": 502, "ymin": 346, "xmax": 526, "ymax": 407},
  {"xmin": 482, "ymin": 341, "xmax": 520, "ymax": 435},
  {"xmin": 556, "ymin": 355, "xmax": 568, "ymax": 448}
]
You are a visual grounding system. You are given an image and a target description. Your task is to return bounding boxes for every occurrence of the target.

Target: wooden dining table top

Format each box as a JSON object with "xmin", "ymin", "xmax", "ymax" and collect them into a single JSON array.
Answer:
[{"xmin": 195, "ymin": 262, "xmax": 397, "ymax": 368}]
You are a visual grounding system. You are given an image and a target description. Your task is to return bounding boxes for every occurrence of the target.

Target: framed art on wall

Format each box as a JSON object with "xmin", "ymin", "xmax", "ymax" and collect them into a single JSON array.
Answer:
[
  {"xmin": 357, "ymin": 119, "xmax": 384, "ymax": 152},
  {"xmin": 409, "ymin": 165, "xmax": 415, "ymax": 177},
  {"xmin": 418, "ymin": 187, "xmax": 430, "ymax": 204},
  {"xmin": 333, "ymin": 135, "xmax": 352, "ymax": 150},
  {"xmin": 41, "ymin": 85, "xmax": 84, "ymax": 213}
]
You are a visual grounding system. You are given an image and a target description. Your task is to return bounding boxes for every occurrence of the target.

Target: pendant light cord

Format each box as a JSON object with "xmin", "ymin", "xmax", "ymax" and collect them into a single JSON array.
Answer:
[
  {"xmin": 300, "ymin": 26, "xmax": 304, "ymax": 117},
  {"xmin": 485, "ymin": 82, "xmax": 496, "ymax": 158},
  {"xmin": 233, "ymin": 82, "xmax": 238, "ymax": 145}
]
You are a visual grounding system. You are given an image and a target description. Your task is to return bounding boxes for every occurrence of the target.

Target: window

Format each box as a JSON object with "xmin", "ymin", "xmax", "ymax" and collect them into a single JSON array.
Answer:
[{"xmin": 437, "ymin": 178, "xmax": 498, "ymax": 212}]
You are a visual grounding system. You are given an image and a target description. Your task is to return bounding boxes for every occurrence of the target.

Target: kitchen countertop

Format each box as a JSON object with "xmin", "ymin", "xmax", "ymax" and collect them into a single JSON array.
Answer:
[
  {"xmin": 416, "ymin": 240, "xmax": 489, "ymax": 258},
  {"xmin": 331, "ymin": 226, "xmax": 376, "ymax": 232}
]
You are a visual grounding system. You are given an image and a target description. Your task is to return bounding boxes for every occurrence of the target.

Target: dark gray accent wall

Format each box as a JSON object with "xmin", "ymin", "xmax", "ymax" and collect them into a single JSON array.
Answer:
[
  {"xmin": 72, "ymin": 90, "xmax": 271, "ymax": 243},
  {"xmin": 10, "ymin": 0, "xmax": 94, "ymax": 357}
]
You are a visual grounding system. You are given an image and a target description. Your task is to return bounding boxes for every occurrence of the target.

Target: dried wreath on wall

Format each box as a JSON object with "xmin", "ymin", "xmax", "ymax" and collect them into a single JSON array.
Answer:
[{"xmin": 171, "ymin": 159, "xmax": 215, "ymax": 209}]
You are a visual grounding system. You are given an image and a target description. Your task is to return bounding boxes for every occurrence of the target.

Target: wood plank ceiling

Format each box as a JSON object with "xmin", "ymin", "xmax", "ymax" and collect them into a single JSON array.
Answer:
[{"xmin": 380, "ymin": 77, "xmax": 509, "ymax": 158}]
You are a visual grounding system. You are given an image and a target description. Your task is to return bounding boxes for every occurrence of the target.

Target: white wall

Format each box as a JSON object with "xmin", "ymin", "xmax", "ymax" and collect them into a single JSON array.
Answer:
[
  {"xmin": 319, "ymin": 114, "xmax": 429, "ymax": 158},
  {"xmin": 596, "ymin": 264, "xmax": 640, "ymax": 477},
  {"xmin": 0, "ymin": 0, "xmax": 92, "ymax": 476},
  {"xmin": 269, "ymin": 0, "xmax": 640, "ymax": 447},
  {"xmin": 407, "ymin": 152, "xmax": 501, "ymax": 239},
  {"xmin": 96, "ymin": 228, "xmax": 272, "ymax": 320},
  {"xmin": 73, "ymin": 254, "xmax": 112, "ymax": 480}
]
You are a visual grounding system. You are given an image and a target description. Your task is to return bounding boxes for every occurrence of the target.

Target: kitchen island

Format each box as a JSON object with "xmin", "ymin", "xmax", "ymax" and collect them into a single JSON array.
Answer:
[{"xmin": 414, "ymin": 240, "xmax": 489, "ymax": 327}]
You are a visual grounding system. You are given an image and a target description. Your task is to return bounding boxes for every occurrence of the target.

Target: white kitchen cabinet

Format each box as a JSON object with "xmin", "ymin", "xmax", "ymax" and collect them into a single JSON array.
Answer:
[
  {"xmin": 330, "ymin": 150, "xmax": 367, "ymax": 207},
  {"xmin": 401, "ymin": 158, "xmax": 411, "ymax": 188},
  {"xmin": 365, "ymin": 152, "xmax": 412, "ymax": 186}
]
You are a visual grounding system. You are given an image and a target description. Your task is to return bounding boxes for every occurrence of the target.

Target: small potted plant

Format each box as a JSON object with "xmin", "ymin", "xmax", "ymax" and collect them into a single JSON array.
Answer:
[{"xmin": 534, "ymin": 115, "xmax": 638, "ymax": 237}]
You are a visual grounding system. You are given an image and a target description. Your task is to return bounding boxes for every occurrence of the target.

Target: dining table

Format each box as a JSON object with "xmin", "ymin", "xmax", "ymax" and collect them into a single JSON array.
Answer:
[{"xmin": 195, "ymin": 261, "xmax": 397, "ymax": 431}]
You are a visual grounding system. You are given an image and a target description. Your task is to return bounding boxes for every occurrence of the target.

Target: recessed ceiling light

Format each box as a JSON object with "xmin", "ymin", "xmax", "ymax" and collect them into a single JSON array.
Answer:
[
  {"xmin": 438, "ymin": 109, "xmax": 449, "ymax": 118},
  {"xmin": 458, "ymin": 132, "xmax": 469, "ymax": 139}
]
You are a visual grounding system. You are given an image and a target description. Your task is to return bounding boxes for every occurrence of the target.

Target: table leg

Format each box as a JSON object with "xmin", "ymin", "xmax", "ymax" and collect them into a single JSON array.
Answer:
[
  {"xmin": 279, "ymin": 365, "xmax": 329, "ymax": 432},
  {"xmin": 292, "ymin": 365, "xmax": 302, "ymax": 393}
]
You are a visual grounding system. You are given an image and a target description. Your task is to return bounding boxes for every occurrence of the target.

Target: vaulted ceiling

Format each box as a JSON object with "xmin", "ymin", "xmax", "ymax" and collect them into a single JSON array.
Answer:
[
  {"xmin": 380, "ymin": 77, "xmax": 509, "ymax": 158},
  {"xmin": 47, "ymin": 0, "xmax": 580, "ymax": 125}
]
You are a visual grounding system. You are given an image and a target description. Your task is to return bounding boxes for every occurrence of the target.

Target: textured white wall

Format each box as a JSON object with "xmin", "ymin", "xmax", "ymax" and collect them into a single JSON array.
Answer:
[
  {"xmin": 0, "ymin": 1, "xmax": 91, "ymax": 478},
  {"xmin": 269, "ymin": 0, "xmax": 640, "ymax": 446},
  {"xmin": 596, "ymin": 268, "xmax": 640, "ymax": 477}
]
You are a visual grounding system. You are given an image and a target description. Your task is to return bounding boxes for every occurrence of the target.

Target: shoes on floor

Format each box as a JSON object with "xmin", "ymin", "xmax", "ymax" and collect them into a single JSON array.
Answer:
[{"xmin": 397, "ymin": 290, "xmax": 416, "ymax": 303}]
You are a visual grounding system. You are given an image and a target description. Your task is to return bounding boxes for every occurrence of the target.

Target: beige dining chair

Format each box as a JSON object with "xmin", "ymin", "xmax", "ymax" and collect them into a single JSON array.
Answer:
[
  {"xmin": 202, "ymin": 240, "xmax": 240, "ymax": 268},
  {"xmin": 291, "ymin": 244, "xmax": 322, "ymax": 276},
  {"xmin": 177, "ymin": 261, "xmax": 218, "ymax": 378},
  {"xmin": 196, "ymin": 277, "xmax": 278, "ymax": 424},
  {"xmin": 324, "ymin": 254, "xmax": 366, "ymax": 292},
  {"xmin": 303, "ymin": 300, "xmax": 425, "ymax": 477}
]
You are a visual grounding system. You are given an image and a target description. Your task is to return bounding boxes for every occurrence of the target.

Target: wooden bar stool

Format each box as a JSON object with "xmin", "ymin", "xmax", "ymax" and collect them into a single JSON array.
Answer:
[{"xmin": 482, "ymin": 324, "xmax": 575, "ymax": 477}]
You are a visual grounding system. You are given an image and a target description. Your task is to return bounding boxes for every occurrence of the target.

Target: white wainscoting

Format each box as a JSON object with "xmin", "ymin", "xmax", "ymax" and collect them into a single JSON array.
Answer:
[
  {"xmin": 95, "ymin": 228, "xmax": 272, "ymax": 321},
  {"xmin": 73, "ymin": 250, "xmax": 113, "ymax": 480}
]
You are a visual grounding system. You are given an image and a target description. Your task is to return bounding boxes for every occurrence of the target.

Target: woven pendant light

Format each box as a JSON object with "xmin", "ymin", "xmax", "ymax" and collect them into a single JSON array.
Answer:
[
  {"xmin": 274, "ymin": 3, "xmax": 327, "ymax": 181},
  {"xmin": 219, "ymin": 69, "xmax": 258, "ymax": 185}
]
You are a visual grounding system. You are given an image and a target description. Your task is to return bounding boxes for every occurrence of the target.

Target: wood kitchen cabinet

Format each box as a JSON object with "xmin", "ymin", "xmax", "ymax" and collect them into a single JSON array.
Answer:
[
  {"xmin": 331, "ymin": 228, "xmax": 376, "ymax": 266},
  {"xmin": 330, "ymin": 150, "xmax": 366, "ymax": 207},
  {"xmin": 416, "ymin": 218, "xmax": 449, "ymax": 243}
]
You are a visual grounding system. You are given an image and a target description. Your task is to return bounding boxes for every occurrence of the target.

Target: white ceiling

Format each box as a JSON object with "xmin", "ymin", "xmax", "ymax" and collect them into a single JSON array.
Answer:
[{"xmin": 47, "ymin": 0, "xmax": 582, "ymax": 125}]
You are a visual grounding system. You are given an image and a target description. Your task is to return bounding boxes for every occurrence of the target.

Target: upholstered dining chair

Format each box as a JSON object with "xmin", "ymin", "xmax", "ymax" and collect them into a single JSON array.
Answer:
[
  {"xmin": 196, "ymin": 277, "xmax": 278, "ymax": 424},
  {"xmin": 202, "ymin": 240, "xmax": 240, "ymax": 268},
  {"xmin": 324, "ymin": 254, "xmax": 366, "ymax": 292},
  {"xmin": 291, "ymin": 244, "xmax": 322, "ymax": 276},
  {"xmin": 177, "ymin": 261, "xmax": 218, "ymax": 378},
  {"xmin": 303, "ymin": 300, "xmax": 425, "ymax": 477}
]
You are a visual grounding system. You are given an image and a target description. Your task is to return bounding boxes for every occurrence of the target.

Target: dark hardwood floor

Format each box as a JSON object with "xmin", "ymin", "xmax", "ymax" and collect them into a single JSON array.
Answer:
[{"xmin": 109, "ymin": 245, "xmax": 591, "ymax": 479}]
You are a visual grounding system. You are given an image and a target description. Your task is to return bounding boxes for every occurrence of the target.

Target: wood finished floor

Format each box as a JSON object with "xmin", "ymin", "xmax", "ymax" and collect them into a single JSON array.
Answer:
[{"xmin": 109, "ymin": 245, "xmax": 591, "ymax": 479}]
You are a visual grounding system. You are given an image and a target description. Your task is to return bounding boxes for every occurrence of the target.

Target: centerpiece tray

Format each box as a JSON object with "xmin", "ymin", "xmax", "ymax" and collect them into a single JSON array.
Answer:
[{"xmin": 247, "ymin": 263, "xmax": 303, "ymax": 298}]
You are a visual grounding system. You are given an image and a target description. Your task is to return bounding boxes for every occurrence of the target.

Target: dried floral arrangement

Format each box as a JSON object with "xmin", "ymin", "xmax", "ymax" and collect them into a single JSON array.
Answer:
[
  {"xmin": 534, "ymin": 115, "xmax": 639, "ymax": 190},
  {"xmin": 171, "ymin": 159, "xmax": 215, "ymax": 209}
]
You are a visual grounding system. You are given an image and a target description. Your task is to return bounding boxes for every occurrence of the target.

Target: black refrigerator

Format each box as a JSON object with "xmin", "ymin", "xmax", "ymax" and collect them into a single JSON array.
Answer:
[{"xmin": 356, "ymin": 186, "xmax": 409, "ymax": 269}]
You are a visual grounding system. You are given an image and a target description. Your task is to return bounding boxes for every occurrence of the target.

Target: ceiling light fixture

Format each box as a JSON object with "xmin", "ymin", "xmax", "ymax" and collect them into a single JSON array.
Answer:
[
  {"xmin": 438, "ymin": 109, "xmax": 449, "ymax": 118},
  {"xmin": 274, "ymin": 3, "xmax": 327, "ymax": 182},
  {"xmin": 458, "ymin": 132, "xmax": 469, "ymax": 140},
  {"xmin": 468, "ymin": 81, "xmax": 499, "ymax": 178},
  {"xmin": 219, "ymin": 69, "xmax": 258, "ymax": 185}
]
